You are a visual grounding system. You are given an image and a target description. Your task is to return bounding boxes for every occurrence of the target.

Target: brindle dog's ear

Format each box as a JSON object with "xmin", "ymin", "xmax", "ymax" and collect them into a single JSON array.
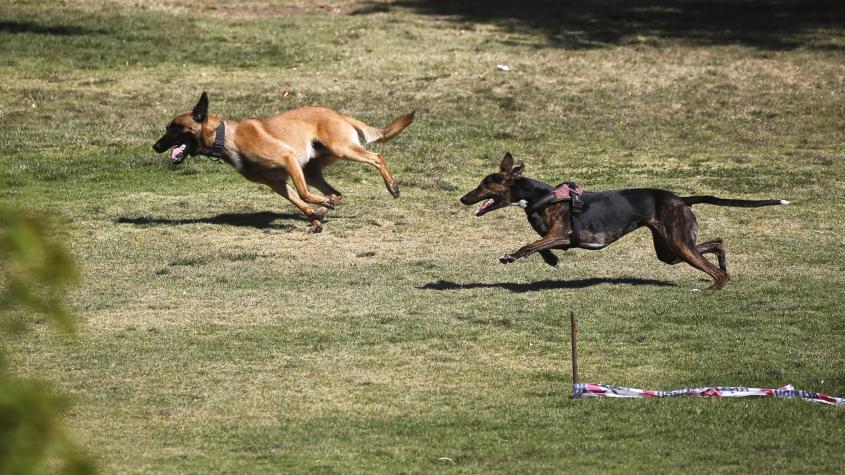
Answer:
[
  {"xmin": 511, "ymin": 161, "xmax": 525, "ymax": 177},
  {"xmin": 192, "ymin": 91, "xmax": 209, "ymax": 123},
  {"xmin": 500, "ymin": 152, "xmax": 514, "ymax": 173}
]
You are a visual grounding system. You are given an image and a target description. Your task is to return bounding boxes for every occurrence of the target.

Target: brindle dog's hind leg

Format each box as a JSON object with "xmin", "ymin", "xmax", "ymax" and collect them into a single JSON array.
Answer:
[
  {"xmin": 695, "ymin": 238, "xmax": 726, "ymax": 272},
  {"xmin": 650, "ymin": 230, "xmax": 726, "ymax": 273},
  {"xmin": 650, "ymin": 205, "xmax": 730, "ymax": 289},
  {"xmin": 650, "ymin": 226, "xmax": 682, "ymax": 265},
  {"xmin": 677, "ymin": 243, "xmax": 730, "ymax": 290}
]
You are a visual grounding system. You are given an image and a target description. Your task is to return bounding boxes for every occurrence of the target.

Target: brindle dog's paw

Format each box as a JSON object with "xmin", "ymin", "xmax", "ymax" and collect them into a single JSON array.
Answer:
[
  {"xmin": 499, "ymin": 254, "xmax": 517, "ymax": 264},
  {"xmin": 539, "ymin": 250, "xmax": 559, "ymax": 268},
  {"xmin": 306, "ymin": 223, "xmax": 323, "ymax": 234}
]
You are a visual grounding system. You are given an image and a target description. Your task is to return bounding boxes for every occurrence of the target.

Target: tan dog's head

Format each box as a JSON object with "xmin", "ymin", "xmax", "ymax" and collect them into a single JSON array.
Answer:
[
  {"xmin": 459, "ymin": 152, "xmax": 525, "ymax": 216},
  {"xmin": 152, "ymin": 92, "xmax": 210, "ymax": 164}
]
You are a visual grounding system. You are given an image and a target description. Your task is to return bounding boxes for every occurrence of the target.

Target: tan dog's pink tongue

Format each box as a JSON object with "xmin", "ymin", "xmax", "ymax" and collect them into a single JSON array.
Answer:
[{"xmin": 171, "ymin": 144, "xmax": 186, "ymax": 160}]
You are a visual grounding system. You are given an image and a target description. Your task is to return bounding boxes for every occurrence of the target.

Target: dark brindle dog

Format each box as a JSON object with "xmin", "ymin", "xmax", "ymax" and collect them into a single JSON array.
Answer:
[{"xmin": 460, "ymin": 153, "xmax": 789, "ymax": 289}]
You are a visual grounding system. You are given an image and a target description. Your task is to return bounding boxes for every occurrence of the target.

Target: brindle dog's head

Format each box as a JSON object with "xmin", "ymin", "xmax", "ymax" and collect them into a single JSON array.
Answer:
[
  {"xmin": 460, "ymin": 152, "xmax": 525, "ymax": 216},
  {"xmin": 152, "ymin": 92, "xmax": 210, "ymax": 164}
]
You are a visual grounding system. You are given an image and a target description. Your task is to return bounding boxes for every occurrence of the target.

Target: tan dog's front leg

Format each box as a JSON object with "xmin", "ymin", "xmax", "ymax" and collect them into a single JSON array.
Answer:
[
  {"xmin": 268, "ymin": 181, "xmax": 324, "ymax": 233},
  {"xmin": 284, "ymin": 156, "xmax": 340, "ymax": 210},
  {"xmin": 305, "ymin": 166, "xmax": 342, "ymax": 219}
]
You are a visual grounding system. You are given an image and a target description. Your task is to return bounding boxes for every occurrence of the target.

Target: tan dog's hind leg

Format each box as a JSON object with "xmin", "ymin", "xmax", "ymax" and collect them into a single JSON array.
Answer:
[
  {"xmin": 320, "ymin": 118, "xmax": 400, "ymax": 197},
  {"xmin": 331, "ymin": 143, "xmax": 400, "ymax": 198},
  {"xmin": 244, "ymin": 124, "xmax": 338, "ymax": 210}
]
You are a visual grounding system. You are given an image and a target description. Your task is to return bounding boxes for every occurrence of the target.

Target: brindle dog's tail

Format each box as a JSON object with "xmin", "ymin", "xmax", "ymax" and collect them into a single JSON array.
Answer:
[
  {"xmin": 682, "ymin": 196, "xmax": 790, "ymax": 207},
  {"xmin": 344, "ymin": 111, "xmax": 415, "ymax": 144}
]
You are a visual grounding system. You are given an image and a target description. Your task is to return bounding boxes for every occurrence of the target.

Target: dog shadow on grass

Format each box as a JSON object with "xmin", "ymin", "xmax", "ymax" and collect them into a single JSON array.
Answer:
[
  {"xmin": 0, "ymin": 20, "xmax": 107, "ymax": 36},
  {"xmin": 420, "ymin": 278, "xmax": 676, "ymax": 293},
  {"xmin": 117, "ymin": 212, "xmax": 303, "ymax": 230}
]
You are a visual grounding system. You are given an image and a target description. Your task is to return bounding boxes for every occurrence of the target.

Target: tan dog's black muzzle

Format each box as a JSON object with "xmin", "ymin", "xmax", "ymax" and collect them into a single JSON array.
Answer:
[{"xmin": 152, "ymin": 134, "xmax": 175, "ymax": 153}]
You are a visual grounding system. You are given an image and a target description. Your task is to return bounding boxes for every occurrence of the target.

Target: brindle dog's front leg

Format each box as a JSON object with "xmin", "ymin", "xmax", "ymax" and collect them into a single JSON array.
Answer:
[
  {"xmin": 500, "ymin": 235, "xmax": 570, "ymax": 264},
  {"xmin": 539, "ymin": 250, "xmax": 559, "ymax": 268}
]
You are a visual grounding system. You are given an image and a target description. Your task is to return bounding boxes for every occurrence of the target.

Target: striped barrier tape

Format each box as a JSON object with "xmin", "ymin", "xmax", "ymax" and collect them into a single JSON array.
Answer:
[{"xmin": 573, "ymin": 383, "xmax": 845, "ymax": 407}]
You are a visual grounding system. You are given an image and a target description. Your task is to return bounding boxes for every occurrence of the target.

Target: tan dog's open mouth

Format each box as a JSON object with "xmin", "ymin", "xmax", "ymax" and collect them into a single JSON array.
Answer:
[{"xmin": 170, "ymin": 143, "xmax": 189, "ymax": 164}]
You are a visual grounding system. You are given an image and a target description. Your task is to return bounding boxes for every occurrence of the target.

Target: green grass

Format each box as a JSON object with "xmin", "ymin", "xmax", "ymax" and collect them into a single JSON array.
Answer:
[{"xmin": 2, "ymin": 0, "xmax": 845, "ymax": 472}]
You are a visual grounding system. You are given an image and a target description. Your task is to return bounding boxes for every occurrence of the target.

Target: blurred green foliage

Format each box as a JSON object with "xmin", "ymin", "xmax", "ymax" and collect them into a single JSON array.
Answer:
[
  {"xmin": 0, "ymin": 209, "xmax": 77, "ymax": 333},
  {"xmin": 0, "ymin": 208, "xmax": 94, "ymax": 475}
]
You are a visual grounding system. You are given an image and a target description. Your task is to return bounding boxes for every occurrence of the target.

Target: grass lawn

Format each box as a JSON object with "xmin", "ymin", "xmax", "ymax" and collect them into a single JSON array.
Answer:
[{"xmin": 2, "ymin": 0, "xmax": 845, "ymax": 472}]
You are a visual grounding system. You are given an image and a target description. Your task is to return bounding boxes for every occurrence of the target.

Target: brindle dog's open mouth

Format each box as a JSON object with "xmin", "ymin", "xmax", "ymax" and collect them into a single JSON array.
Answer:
[{"xmin": 475, "ymin": 197, "xmax": 503, "ymax": 217}]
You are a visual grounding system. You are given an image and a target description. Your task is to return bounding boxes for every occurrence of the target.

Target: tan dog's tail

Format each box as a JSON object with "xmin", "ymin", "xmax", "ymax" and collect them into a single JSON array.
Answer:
[{"xmin": 345, "ymin": 111, "xmax": 415, "ymax": 144}]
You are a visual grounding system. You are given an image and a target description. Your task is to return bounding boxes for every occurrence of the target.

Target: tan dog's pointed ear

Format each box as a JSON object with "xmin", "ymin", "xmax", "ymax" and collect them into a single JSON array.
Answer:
[
  {"xmin": 500, "ymin": 152, "xmax": 514, "ymax": 173},
  {"xmin": 511, "ymin": 161, "xmax": 525, "ymax": 177},
  {"xmin": 192, "ymin": 91, "xmax": 209, "ymax": 123}
]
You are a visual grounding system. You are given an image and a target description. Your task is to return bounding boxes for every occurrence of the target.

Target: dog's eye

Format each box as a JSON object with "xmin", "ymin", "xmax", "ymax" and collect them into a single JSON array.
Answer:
[{"xmin": 491, "ymin": 175, "xmax": 505, "ymax": 184}]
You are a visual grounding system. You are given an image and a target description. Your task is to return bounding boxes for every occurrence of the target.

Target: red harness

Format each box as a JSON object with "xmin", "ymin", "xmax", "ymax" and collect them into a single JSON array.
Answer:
[
  {"xmin": 553, "ymin": 183, "xmax": 584, "ymax": 201},
  {"xmin": 525, "ymin": 182, "xmax": 585, "ymax": 215},
  {"xmin": 524, "ymin": 181, "xmax": 587, "ymax": 246}
]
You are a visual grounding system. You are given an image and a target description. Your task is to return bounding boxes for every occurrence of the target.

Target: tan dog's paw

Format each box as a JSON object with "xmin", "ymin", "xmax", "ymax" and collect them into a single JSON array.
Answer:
[
  {"xmin": 306, "ymin": 223, "xmax": 323, "ymax": 233},
  {"xmin": 315, "ymin": 207, "xmax": 330, "ymax": 220},
  {"xmin": 387, "ymin": 182, "xmax": 400, "ymax": 198}
]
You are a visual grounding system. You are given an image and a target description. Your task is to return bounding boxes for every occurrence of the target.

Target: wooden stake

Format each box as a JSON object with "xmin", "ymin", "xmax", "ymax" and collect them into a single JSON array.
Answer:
[{"xmin": 571, "ymin": 311, "xmax": 578, "ymax": 387}]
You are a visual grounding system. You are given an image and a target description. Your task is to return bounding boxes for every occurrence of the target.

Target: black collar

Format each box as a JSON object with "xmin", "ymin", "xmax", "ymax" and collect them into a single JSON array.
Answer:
[{"xmin": 208, "ymin": 121, "xmax": 226, "ymax": 159}]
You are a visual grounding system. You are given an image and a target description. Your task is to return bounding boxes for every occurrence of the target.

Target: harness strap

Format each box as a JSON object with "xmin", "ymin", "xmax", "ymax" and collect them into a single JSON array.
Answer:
[
  {"xmin": 524, "ymin": 182, "xmax": 584, "ymax": 214},
  {"xmin": 564, "ymin": 182, "xmax": 584, "ymax": 245},
  {"xmin": 566, "ymin": 181, "xmax": 584, "ymax": 216},
  {"xmin": 569, "ymin": 207, "xmax": 581, "ymax": 246},
  {"xmin": 208, "ymin": 121, "xmax": 226, "ymax": 160},
  {"xmin": 524, "ymin": 181, "xmax": 585, "ymax": 245},
  {"xmin": 524, "ymin": 192, "xmax": 559, "ymax": 215}
]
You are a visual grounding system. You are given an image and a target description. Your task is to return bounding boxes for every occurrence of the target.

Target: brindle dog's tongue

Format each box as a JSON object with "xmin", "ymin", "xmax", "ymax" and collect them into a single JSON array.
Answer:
[{"xmin": 476, "ymin": 199, "xmax": 494, "ymax": 216}]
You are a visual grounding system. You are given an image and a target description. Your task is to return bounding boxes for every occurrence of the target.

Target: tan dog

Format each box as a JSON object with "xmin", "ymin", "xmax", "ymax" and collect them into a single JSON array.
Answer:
[{"xmin": 153, "ymin": 92, "xmax": 414, "ymax": 232}]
